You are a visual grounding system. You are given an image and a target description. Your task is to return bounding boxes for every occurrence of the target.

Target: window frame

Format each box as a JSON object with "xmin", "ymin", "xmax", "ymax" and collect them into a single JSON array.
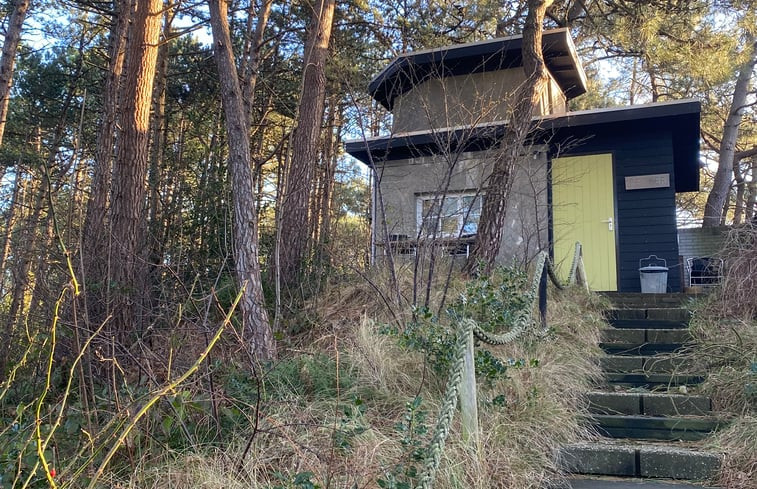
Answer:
[{"xmin": 416, "ymin": 191, "xmax": 483, "ymax": 238}]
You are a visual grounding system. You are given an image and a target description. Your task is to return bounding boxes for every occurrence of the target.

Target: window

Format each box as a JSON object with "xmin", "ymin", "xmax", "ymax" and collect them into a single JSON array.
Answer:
[{"xmin": 417, "ymin": 192, "xmax": 482, "ymax": 238}]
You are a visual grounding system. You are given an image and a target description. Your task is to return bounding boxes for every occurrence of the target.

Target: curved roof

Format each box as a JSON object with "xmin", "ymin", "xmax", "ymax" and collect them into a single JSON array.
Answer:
[{"xmin": 369, "ymin": 28, "xmax": 587, "ymax": 111}]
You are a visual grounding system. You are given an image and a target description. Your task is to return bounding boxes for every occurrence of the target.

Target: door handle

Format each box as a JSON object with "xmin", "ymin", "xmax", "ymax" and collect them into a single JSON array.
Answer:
[{"xmin": 601, "ymin": 217, "xmax": 614, "ymax": 231}]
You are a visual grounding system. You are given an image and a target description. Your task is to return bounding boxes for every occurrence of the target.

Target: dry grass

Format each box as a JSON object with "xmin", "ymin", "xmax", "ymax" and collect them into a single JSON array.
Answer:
[
  {"xmin": 116, "ymin": 271, "xmax": 603, "ymax": 489},
  {"xmin": 683, "ymin": 225, "xmax": 757, "ymax": 488},
  {"xmin": 706, "ymin": 416, "xmax": 757, "ymax": 489},
  {"xmin": 707, "ymin": 223, "xmax": 757, "ymax": 319},
  {"xmin": 685, "ymin": 226, "xmax": 757, "ymax": 414}
]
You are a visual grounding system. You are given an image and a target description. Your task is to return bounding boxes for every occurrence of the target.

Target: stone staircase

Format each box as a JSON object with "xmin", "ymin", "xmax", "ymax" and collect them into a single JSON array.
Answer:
[{"xmin": 557, "ymin": 293, "xmax": 723, "ymax": 488}]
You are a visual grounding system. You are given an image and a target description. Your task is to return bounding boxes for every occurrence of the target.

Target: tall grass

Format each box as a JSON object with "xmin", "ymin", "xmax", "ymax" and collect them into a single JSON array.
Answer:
[
  {"xmin": 686, "ymin": 224, "xmax": 756, "ymax": 489},
  {"xmin": 116, "ymin": 273, "xmax": 604, "ymax": 489},
  {"xmin": 1, "ymin": 264, "xmax": 604, "ymax": 488}
]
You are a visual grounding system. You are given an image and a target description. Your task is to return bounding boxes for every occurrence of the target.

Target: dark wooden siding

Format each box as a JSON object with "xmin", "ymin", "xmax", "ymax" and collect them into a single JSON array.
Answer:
[{"xmin": 550, "ymin": 124, "xmax": 682, "ymax": 292}]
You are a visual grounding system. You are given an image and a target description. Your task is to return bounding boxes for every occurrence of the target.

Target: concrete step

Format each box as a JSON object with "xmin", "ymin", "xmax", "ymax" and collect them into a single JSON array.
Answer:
[
  {"xmin": 607, "ymin": 319, "xmax": 689, "ymax": 330},
  {"xmin": 605, "ymin": 309, "xmax": 691, "ymax": 322},
  {"xmin": 554, "ymin": 476, "xmax": 719, "ymax": 488},
  {"xmin": 590, "ymin": 415, "xmax": 723, "ymax": 441},
  {"xmin": 601, "ymin": 329, "xmax": 692, "ymax": 345},
  {"xmin": 559, "ymin": 441, "xmax": 721, "ymax": 480},
  {"xmin": 600, "ymin": 344, "xmax": 686, "ymax": 356},
  {"xmin": 587, "ymin": 392, "xmax": 712, "ymax": 416},
  {"xmin": 604, "ymin": 373, "xmax": 705, "ymax": 388},
  {"xmin": 600, "ymin": 355, "xmax": 696, "ymax": 374},
  {"xmin": 601, "ymin": 293, "xmax": 693, "ymax": 308}
]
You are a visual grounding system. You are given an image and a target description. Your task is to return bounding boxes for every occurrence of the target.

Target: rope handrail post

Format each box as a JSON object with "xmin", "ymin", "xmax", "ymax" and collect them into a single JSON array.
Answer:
[
  {"xmin": 416, "ymin": 244, "xmax": 588, "ymax": 489},
  {"xmin": 459, "ymin": 325, "xmax": 479, "ymax": 448},
  {"xmin": 576, "ymin": 244, "xmax": 589, "ymax": 290},
  {"xmin": 538, "ymin": 259, "xmax": 548, "ymax": 328}
]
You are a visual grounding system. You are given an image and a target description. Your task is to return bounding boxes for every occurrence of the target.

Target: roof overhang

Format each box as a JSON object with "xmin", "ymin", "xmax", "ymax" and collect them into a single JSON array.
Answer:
[
  {"xmin": 344, "ymin": 99, "xmax": 701, "ymax": 193},
  {"xmin": 368, "ymin": 28, "xmax": 588, "ymax": 111}
]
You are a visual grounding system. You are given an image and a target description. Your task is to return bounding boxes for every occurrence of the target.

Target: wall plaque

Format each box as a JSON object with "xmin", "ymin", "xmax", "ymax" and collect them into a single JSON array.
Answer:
[{"xmin": 625, "ymin": 173, "xmax": 670, "ymax": 190}]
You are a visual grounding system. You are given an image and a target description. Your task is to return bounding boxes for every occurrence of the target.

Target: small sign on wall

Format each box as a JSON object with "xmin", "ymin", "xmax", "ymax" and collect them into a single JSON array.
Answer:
[{"xmin": 625, "ymin": 173, "xmax": 670, "ymax": 190}]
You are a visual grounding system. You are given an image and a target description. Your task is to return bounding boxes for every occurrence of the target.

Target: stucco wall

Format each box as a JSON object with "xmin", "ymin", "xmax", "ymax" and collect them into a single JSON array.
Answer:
[
  {"xmin": 391, "ymin": 70, "xmax": 565, "ymax": 133},
  {"xmin": 374, "ymin": 148, "xmax": 549, "ymax": 265}
]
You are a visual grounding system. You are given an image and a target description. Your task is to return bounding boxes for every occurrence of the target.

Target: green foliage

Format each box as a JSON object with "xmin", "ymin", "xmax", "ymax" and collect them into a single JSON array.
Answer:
[
  {"xmin": 271, "ymin": 470, "xmax": 322, "ymax": 489},
  {"xmin": 332, "ymin": 396, "xmax": 368, "ymax": 451},
  {"xmin": 387, "ymin": 266, "xmax": 530, "ymax": 380},
  {"xmin": 446, "ymin": 265, "xmax": 530, "ymax": 332},
  {"xmin": 377, "ymin": 396, "xmax": 428, "ymax": 489},
  {"xmin": 0, "ymin": 413, "xmax": 53, "ymax": 488},
  {"xmin": 264, "ymin": 353, "xmax": 354, "ymax": 400}
]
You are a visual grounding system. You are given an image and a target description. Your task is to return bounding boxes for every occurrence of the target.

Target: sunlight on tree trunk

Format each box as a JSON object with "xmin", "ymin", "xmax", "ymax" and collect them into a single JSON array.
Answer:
[
  {"xmin": 109, "ymin": 0, "xmax": 162, "ymax": 335},
  {"xmin": 0, "ymin": 0, "xmax": 30, "ymax": 148}
]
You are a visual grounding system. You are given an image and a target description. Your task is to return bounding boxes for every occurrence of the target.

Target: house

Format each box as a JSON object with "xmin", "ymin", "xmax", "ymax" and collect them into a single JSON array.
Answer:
[{"xmin": 344, "ymin": 28, "xmax": 700, "ymax": 293}]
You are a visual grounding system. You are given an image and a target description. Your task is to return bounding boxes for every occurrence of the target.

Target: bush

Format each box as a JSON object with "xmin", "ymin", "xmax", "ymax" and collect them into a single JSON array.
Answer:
[{"xmin": 388, "ymin": 266, "xmax": 530, "ymax": 379}]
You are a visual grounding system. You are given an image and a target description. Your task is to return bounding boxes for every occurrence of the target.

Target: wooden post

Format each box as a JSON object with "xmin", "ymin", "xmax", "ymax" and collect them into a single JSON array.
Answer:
[
  {"xmin": 538, "ymin": 264, "xmax": 548, "ymax": 328},
  {"xmin": 578, "ymin": 255, "xmax": 589, "ymax": 291},
  {"xmin": 460, "ymin": 327, "xmax": 479, "ymax": 447}
]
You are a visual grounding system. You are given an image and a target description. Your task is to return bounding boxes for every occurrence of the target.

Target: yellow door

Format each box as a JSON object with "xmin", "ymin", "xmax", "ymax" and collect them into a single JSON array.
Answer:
[{"xmin": 552, "ymin": 154, "xmax": 617, "ymax": 291}]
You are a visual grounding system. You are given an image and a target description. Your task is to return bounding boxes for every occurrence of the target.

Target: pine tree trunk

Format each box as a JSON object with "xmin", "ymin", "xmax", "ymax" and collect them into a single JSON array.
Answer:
[
  {"xmin": 277, "ymin": 0, "xmax": 336, "ymax": 290},
  {"xmin": 208, "ymin": 0, "xmax": 275, "ymax": 360},
  {"xmin": 464, "ymin": 0, "xmax": 553, "ymax": 274},
  {"xmin": 733, "ymin": 155, "xmax": 746, "ymax": 225},
  {"xmin": 316, "ymin": 98, "xmax": 341, "ymax": 269},
  {"xmin": 109, "ymin": 0, "xmax": 162, "ymax": 335},
  {"xmin": 6, "ymin": 177, "xmax": 44, "ymax": 353},
  {"xmin": 0, "ymin": 168, "xmax": 24, "ymax": 297},
  {"xmin": 240, "ymin": 0, "xmax": 273, "ymax": 127},
  {"xmin": 146, "ymin": 13, "xmax": 172, "ymax": 315},
  {"xmin": 746, "ymin": 159, "xmax": 756, "ymax": 222},
  {"xmin": 703, "ymin": 39, "xmax": 756, "ymax": 227},
  {"xmin": 0, "ymin": 0, "xmax": 30, "ymax": 147},
  {"xmin": 0, "ymin": 170, "xmax": 26, "ymax": 376},
  {"xmin": 81, "ymin": 0, "xmax": 130, "ymax": 325}
]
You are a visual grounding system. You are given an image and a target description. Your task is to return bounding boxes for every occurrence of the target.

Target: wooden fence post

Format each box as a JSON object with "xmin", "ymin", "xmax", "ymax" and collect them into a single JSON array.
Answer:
[
  {"xmin": 460, "ymin": 326, "xmax": 479, "ymax": 447},
  {"xmin": 538, "ymin": 263, "xmax": 548, "ymax": 328}
]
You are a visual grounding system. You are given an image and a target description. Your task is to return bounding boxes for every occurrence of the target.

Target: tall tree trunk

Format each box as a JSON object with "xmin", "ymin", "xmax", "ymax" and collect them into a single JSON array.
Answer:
[
  {"xmin": 0, "ymin": 167, "xmax": 25, "ymax": 297},
  {"xmin": 276, "ymin": 0, "xmax": 336, "ymax": 290},
  {"xmin": 208, "ymin": 0, "xmax": 275, "ymax": 360},
  {"xmin": 0, "ymin": 0, "xmax": 30, "ymax": 147},
  {"xmin": 109, "ymin": 0, "xmax": 162, "ymax": 335},
  {"xmin": 746, "ymin": 158, "xmax": 756, "ymax": 222},
  {"xmin": 703, "ymin": 38, "xmax": 756, "ymax": 227},
  {"xmin": 316, "ymin": 97, "xmax": 341, "ymax": 269},
  {"xmin": 464, "ymin": 0, "xmax": 553, "ymax": 274},
  {"xmin": 733, "ymin": 155, "xmax": 746, "ymax": 225},
  {"xmin": 5, "ymin": 167, "xmax": 48, "ymax": 374},
  {"xmin": 81, "ymin": 0, "xmax": 130, "ymax": 325},
  {"xmin": 146, "ymin": 12, "xmax": 173, "ymax": 314},
  {"xmin": 240, "ymin": 0, "xmax": 273, "ymax": 127},
  {"xmin": 0, "ymin": 169, "xmax": 26, "ymax": 376}
]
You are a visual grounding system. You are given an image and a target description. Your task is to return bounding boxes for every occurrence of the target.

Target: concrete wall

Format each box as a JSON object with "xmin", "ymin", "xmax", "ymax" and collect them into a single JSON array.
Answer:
[
  {"xmin": 391, "ymin": 69, "xmax": 566, "ymax": 133},
  {"xmin": 374, "ymin": 148, "xmax": 549, "ymax": 265}
]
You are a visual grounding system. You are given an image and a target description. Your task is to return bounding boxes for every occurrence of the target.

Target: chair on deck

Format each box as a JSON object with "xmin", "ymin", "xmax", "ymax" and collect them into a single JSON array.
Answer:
[{"xmin": 686, "ymin": 257, "xmax": 723, "ymax": 287}]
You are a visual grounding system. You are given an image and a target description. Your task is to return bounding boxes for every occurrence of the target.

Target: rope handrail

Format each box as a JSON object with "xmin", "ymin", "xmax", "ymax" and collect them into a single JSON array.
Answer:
[{"xmin": 416, "ymin": 242, "xmax": 587, "ymax": 489}]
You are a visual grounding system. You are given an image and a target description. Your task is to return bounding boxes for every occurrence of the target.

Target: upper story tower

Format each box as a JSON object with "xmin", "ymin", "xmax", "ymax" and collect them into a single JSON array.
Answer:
[{"xmin": 368, "ymin": 28, "xmax": 588, "ymax": 133}]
